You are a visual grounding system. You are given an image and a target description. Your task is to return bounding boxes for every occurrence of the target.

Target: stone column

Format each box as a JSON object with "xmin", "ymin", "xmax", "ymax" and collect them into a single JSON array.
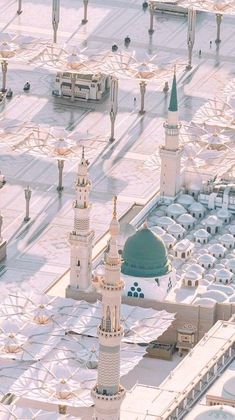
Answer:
[
  {"xmin": 1, "ymin": 60, "xmax": 8, "ymax": 92},
  {"xmin": 24, "ymin": 186, "xmax": 32, "ymax": 222},
  {"xmin": 109, "ymin": 77, "xmax": 118, "ymax": 142},
  {"xmin": 82, "ymin": 0, "xmax": 89, "ymax": 24},
  {"xmin": 186, "ymin": 9, "xmax": 196, "ymax": 70},
  {"xmin": 139, "ymin": 81, "xmax": 147, "ymax": 115},
  {"xmin": 57, "ymin": 159, "xmax": 64, "ymax": 191},
  {"xmin": 52, "ymin": 0, "xmax": 60, "ymax": 43},
  {"xmin": 17, "ymin": 0, "xmax": 23, "ymax": 14},
  {"xmin": 215, "ymin": 13, "xmax": 223, "ymax": 44},
  {"xmin": 71, "ymin": 73, "xmax": 76, "ymax": 102},
  {"xmin": 109, "ymin": 108, "xmax": 117, "ymax": 142},
  {"xmin": 148, "ymin": 3, "xmax": 154, "ymax": 34}
]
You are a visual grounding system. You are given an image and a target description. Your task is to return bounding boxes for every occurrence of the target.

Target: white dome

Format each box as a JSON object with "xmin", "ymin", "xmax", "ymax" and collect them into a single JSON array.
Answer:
[
  {"xmin": 187, "ymin": 263, "xmax": 204, "ymax": 274},
  {"xmin": 157, "ymin": 216, "xmax": 175, "ymax": 227},
  {"xmin": 205, "ymin": 215, "xmax": 219, "ymax": 226},
  {"xmin": 185, "ymin": 270, "xmax": 201, "ymax": 281},
  {"xmin": 166, "ymin": 203, "xmax": 186, "ymax": 216},
  {"xmin": 168, "ymin": 223, "xmax": 185, "ymax": 234},
  {"xmin": 215, "ymin": 263, "xmax": 226, "ymax": 270},
  {"xmin": 204, "ymin": 274, "xmax": 215, "ymax": 282},
  {"xmin": 202, "ymin": 290, "xmax": 228, "ymax": 302},
  {"xmin": 193, "ymin": 229, "xmax": 210, "ymax": 238},
  {"xmin": 226, "ymin": 259, "xmax": 235, "ymax": 269},
  {"xmin": 217, "ymin": 209, "xmax": 231, "ymax": 219},
  {"xmin": 177, "ymin": 194, "xmax": 195, "ymax": 206},
  {"xmin": 208, "ymin": 284, "xmax": 234, "ymax": 296},
  {"xmin": 222, "ymin": 377, "xmax": 235, "ymax": 400},
  {"xmin": 209, "ymin": 243, "xmax": 226, "ymax": 254},
  {"xmin": 229, "ymin": 225, "xmax": 235, "ymax": 235},
  {"xmin": 194, "ymin": 297, "xmax": 216, "ymax": 307},
  {"xmin": 198, "ymin": 254, "xmax": 215, "ymax": 264},
  {"xmin": 177, "ymin": 213, "xmax": 195, "ymax": 224},
  {"xmin": 174, "ymin": 239, "xmax": 193, "ymax": 251},
  {"xmin": 216, "ymin": 268, "xmax": 233, "ymax": 279},
  {"xmin": 194, "ymin": 406, "xmax": 235, "ymax": 419},
  {"xmin": 150, "ymin": 226, "xmax": 165, "ymax": 236},
  {"xmin": 162, "ymin": 233, "xmax": 176, "ymax": 244},
  {"xmin": 189, "ymin": 202, "xmax": 205, "ymax": 212},
  {"xmin": 220, "ymin": 233, "xmax": 234, "ymax": 242}
]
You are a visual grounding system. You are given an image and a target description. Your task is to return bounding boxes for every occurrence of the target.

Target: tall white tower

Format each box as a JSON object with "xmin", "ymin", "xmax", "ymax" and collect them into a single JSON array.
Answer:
[
  {"xmin": 68, "ymin": 148, "xmax": 94, "ymax": 290},
  {"xmin": 159, "ymin": 69, "xmax": 183, "ymax": 199},
  {"xmin": 91, "ymin": 197, "xmax": 126, "ymax": 420}
]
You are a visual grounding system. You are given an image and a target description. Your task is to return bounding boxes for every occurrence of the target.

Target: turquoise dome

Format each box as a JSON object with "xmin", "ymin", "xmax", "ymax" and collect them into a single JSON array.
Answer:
[{"xmin": 121, "ymin": 227, "xmax": 171, "ymax": 278}]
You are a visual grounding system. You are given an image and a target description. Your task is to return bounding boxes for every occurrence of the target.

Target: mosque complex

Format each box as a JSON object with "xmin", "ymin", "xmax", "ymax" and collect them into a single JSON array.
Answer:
[{"xmin": 0, "ymin": 0, "xmax": 235, "ymax": 419}]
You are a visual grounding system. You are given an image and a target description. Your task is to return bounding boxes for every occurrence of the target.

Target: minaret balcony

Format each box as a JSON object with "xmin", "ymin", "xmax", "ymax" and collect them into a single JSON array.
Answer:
[
  {"xmin": 69, "ymin": 231, "xmax": 93, "ymax": 243},
  {"xmin": 91, "ymin": 385, "xmax": 126, "ymax": 402},
  {"xmin": 98, "ymin": 325, "xmax": 124, "ymax": 339},
  {"xmin": 100, "ymin": 279, "xmax": 124, "ymax": 292}
]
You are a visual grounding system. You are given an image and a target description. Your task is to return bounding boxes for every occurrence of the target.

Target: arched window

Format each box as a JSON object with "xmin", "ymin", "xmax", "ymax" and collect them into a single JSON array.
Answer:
[
  {"xmin": 139, "ymin": 293, "xmax": 144, "ymax": 298},
  {"xmin": 127, "ymin": 291, "xmax": 132, "ymax": 297},
  {"xmin": 133, "ymin": 292, "xmax": 138, "ymax": 298}
]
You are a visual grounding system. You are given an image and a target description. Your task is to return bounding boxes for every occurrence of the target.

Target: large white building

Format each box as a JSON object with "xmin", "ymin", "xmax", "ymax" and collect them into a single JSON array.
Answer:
[{"xmin": 53, "ymin": 71, "xmax": 110, "ymax": 101}]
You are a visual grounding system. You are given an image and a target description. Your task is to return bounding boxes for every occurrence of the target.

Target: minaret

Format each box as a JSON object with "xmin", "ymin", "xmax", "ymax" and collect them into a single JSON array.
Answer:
[
  {"xmin": 91, "ymin": 196, "xmax": 126, "ymax": 420},
  {"xmin": 159, "ymin": 68, "xmax": 183, "ymax": 199},
  {"xmin": 68, "ymin": 148, "xmax": 94, "ymax": 290}
]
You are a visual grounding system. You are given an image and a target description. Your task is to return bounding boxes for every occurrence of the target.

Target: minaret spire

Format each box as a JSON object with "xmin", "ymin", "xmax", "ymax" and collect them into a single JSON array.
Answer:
[
  {"xmin": 159, "ymin": 69, "xmax": 183, "ymax": 199},
  {"xmin": 92, "ymin": 196, "xmax": 126, "ymax": 420},
  {"xmin": 168, "ymin": 65, "xmax": 178, "ymax": 112},
  {"xmin": 68, "ymin": 148, "xmax": 94, "ymax": 291}
]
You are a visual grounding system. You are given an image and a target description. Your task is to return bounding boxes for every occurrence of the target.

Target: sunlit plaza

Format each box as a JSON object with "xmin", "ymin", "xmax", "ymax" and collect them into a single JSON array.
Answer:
[{"xmin": 0, "ymin": 1, "xmax": 235, "ymax": 419}]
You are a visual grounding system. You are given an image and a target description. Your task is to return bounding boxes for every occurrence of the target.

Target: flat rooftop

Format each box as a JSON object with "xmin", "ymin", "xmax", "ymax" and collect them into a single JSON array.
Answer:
[{"xmin": 121, "ymin": 320, "xmax": 235, "ymax": 419}]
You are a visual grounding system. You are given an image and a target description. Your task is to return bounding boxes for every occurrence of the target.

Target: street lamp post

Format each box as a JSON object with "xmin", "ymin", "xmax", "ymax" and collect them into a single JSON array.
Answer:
[
  {"xmin": 1, "ymin": 60, "xmax": 8, "ymax": 92},
  {"xmin": 139, "ymin": 81, "xmax": 147, "ymax": 115},
  {"xmin": 148, "ymin": 2, "xmax": 155, "ymax": 35},
  {"xmin": 17, "ymin": 0, "xmax": 23, "ymax": 14},
  {"xmin": 109, "ymin": 77, "xmax": 118, "ymax": 142},
  {"xmin": 186, "ymin": 8, "xmax": 196, "ymax": 70},
  {"xmin": 82, "ymin": 0, "xmax": 89, "ymax": 24},
  {"xmin": 52, "ymin": 0, "xmax": 60, "ymax": 44},
  {"xmin": 24, "ymin": 185, "xmax": 32, "ymax": 222},
  {"xmin": 215, "ymin": 13, "xmax": 223, "ymax": 44},
  {"xmin": 71, "ymin": 73, "xmax": 76, "ymax": 102},
  {"xmin": 57, "ymin": 159, "xmax": 64, "ymax": 191}
]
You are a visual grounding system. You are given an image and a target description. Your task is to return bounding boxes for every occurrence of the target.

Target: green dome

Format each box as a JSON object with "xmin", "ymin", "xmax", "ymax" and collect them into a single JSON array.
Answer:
[{"xmin": 121, "ymin": 227, "xmax": 171, "ymax": 278}]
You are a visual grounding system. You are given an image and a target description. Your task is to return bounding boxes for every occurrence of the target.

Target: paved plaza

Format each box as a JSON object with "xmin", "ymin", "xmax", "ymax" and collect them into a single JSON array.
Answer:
[{"xmin": 0, "ymin": 0, "xmax": 234, "ymax": 295}]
